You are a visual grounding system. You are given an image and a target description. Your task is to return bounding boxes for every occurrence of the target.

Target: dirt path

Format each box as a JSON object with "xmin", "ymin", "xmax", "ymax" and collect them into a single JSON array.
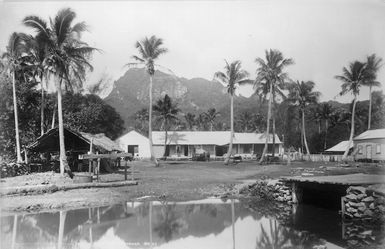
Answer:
[{"xmin": 1, "ymin": 161, "xmax": 383, "ymax": 214}]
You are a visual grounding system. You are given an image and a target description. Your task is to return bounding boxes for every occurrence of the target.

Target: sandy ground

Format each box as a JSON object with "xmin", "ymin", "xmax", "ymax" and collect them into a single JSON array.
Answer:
[{"xmin": 1, "ymin": 160, "xmax": 384, "ymax": 214}]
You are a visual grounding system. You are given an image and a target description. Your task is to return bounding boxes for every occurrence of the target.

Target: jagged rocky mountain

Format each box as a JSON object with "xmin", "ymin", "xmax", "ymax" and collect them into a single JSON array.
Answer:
[{"xmin": 104, "ymin": 68, "xmax": 261, "ymax": 129}]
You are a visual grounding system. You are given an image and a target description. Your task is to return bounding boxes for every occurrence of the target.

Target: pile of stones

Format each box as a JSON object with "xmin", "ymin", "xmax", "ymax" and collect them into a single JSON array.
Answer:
[
  {"xmin": 342, "ymin": 186, "xmax": 385, "ymax": 220},
  {"xmin": 271, "ymin": 180, "xmax": 294, "ymax": 203},
  {"xmin": 239, "ymin": 180, "xmax": 294, "ymax": 204}
]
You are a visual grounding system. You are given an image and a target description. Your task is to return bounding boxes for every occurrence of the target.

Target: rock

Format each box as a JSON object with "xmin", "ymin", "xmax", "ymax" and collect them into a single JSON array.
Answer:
[
  {"xmin": 378, "ymin": 205, "xmax": 385, "ymax": 212},
  {"xmin": 356, "ymin": 193, "xmax": 367, "ymax": 200},
  {"xmin": 347, "ymin": 186, "xmax": 366, "ymax": 195},
  {"xmin": 348, "ymin": 202, "xmax": 365, "ymax": 208},
  {"xmin": 301, "ymin": 173, "xmax": 314, "ymax": 176},
  {"xmin": 360, "ymin": 230, "xmax": 372, "ymax": 236},
  {"xmin": 353, "ymin": 213, "xmax": 362, "ymax": 218},
  {"xmin": 347, "ymin": 207, "xmax": 357, "ymax": 213},
  {"xmin": 369, "ymin": 203, "xmax": 375, "ymax": 209},
  {"xmin": 364, "ymin": 209, "xmax": 374, "ymax": 217},
  {"xmin": 358, "ymin": 206, "xmax": 366, "ymax": 212},
  {"xmin": 346, "ymin": 194, "xmax": 358, "ymax": 201},
  {"xmin": 362, "ymin": 196, "xmax": 374, "ymax": 202}
]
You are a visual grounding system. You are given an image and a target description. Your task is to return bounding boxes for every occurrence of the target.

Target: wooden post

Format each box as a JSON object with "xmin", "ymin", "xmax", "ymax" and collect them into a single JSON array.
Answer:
[
  {"xmin": 124, "ymin": 157, "xmax": 127, "ymax": 181},
  {"xmin": 88, "ymin": 138, "xmax": 93, "ymax": 174},
  {"xmin": 11, "ymin": 215, "xmax": 17, "ymax": 249},
  {"xmin": 341, "ymin": 197, "xmax": 345, "ymax": 219},
  {"xmin": 96, "ymin": 151, "xmax": 100, "ymax": 182},
  {"xmin": 292, "ymin": 182, "xmax": 298, "ymax": 204},
  {"xmin": 131, "ymin": 160, "xmax": 134, "ymax": 181}
]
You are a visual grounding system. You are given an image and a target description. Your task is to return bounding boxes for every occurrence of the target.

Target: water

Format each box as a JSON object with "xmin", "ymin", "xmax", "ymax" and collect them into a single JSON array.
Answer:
[{"xmin": 1, "ymin": 198, "xmax": 384, "ymax": 249}]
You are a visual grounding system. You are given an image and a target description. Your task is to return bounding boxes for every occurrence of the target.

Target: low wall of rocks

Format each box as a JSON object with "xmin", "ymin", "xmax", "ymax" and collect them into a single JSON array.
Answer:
[
  {"xmin": 239, "ymin": 179, "xmax": 295, "ymax": 203},
  {"xmin": 342, "ymin": 186, "xmax": 385, "ymax": 221}
]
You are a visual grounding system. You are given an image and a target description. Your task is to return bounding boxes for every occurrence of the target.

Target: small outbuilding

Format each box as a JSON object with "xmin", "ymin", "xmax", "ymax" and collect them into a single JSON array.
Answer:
[
  {"xmin": 26, "ymin": 127, "xmax": 122, "ymax": 171},
  {"xmin": 115, "ymin": 130, "xmax": 151, "ymax": 158},
  {"xmin": 353, "ymin": 128, "xmax": 385, "ymax": 161},
  {"xmin": 324, "ymin": 140, "xmax": 353, "ymax": 155}
]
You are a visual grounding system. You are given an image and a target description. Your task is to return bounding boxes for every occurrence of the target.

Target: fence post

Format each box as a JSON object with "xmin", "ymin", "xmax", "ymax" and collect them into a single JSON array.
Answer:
[{"xmin": 124, "ymin": 158, "xmax": 127, "ymax": 181}]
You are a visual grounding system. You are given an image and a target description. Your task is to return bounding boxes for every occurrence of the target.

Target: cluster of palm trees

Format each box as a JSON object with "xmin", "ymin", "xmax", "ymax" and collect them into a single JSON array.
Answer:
[
  {"xmin": 2, "ymin": 8, "xmax": 96, "ymax": 175},
  {"xmin": 2, "ymin": 8, "xmax": 382, "ymax": 171},
  {"xmin": 335, "ymin": 55, "xmax": 382, "ymax": 159}
]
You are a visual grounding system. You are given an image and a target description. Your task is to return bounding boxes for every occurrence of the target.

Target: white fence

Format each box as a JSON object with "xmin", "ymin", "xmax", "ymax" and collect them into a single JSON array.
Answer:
[{"xmin": 285, "ymin": 153, "xmax": 354, "ymax": 162}]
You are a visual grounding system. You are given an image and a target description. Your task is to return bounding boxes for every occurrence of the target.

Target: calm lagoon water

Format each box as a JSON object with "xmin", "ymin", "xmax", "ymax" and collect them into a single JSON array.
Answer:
[{"xmin": 1, "ymin": 198, "xmax": 384, "ymax": 249}]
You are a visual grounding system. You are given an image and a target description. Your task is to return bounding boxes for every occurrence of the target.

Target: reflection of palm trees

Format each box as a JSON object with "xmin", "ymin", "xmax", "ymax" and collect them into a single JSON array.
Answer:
[
  {"xmin": 153, "ymin": 203, "xmax": 186, "ymax": 242},
  {"xmin": 255, "ymin": 220, "xmax": 291, "ymax": 249}
]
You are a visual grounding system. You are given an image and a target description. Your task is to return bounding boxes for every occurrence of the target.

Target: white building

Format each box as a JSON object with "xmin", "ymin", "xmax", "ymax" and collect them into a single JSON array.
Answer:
[
  {"xmin": 116, "ymin": 130, "xmax": 283, "ymax": 159},
  {"xmin": 152, "ymin": 131, "xmax": 283, "ymax": 159},
  {"xmin": 354, "ymin": 129, "xmax": 385, "ymax": 161},
  {"xmin": 115, "ymin": 130, "xmax": 151, "ymax": 158}
]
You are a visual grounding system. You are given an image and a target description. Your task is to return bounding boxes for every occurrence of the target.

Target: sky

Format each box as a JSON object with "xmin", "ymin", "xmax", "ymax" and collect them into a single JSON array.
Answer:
[{"xmin": 0, "ymin": 0, "xmax": 384, "ymax": 102}]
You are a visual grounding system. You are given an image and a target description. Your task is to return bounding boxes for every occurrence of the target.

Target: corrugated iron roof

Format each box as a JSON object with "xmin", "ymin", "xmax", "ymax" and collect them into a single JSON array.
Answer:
[
  {"xmin": 325, "ymin": 140, "xmax": 353, "ymax": 152},
  {"xmin": 152, "ymin": 131, "xmax": 282, "ymax": 145},
  {"xmin": 354, "ymin": 129, "xmax": 385, "ymax": 140}
]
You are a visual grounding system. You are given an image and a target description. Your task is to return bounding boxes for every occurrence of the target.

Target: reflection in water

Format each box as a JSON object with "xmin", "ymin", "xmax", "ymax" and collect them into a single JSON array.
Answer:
[{"xmin": 1, "ymin": 199, "xmax": 384, "ymax": 249}]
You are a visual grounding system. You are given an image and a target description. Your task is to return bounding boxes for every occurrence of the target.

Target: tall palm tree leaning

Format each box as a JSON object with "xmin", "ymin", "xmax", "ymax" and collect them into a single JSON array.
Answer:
[
  {"xmin": 1, "ymin": 32, "xmax": 30, "ymax": 163},
  {"xmin": 288, "ymin": 80, "xmax": 320, "ymax": 156},
  {"xmin": 24, "ymin": 8, "xmax": 96, "ymax": 176},
  {"xmin": 126, "ymin": 35, "xmax": 168, "ymax": 166},
  {"xmin": 153, "ymin": 94, "xmax": 180, "ymax": 159},
  {"xmin": 335, "ymin": 61, "xmax": 367, "ymax": 160},
  {"xmin": 255, "ymin": 49, "xmax": 293, "ymax": 163},
  {"xmin": 363, "ymin": 54, "xmax": 382, "ymax": 130},
  {"xmin": 214, "ymin": 60, "xmax": 252, "ymax": 165}
]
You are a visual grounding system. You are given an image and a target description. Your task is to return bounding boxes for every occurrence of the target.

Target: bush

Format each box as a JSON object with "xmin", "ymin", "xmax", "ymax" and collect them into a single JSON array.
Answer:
[{"xmin": 0, "ymin": 161, "xmax": 30, "ymax": 178}]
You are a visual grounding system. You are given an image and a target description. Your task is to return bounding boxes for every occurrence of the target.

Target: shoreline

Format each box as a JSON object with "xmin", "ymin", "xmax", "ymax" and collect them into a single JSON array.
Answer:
[{"xmin": 1, "ymin": 161, "xmax": 384, "ymax": 214}]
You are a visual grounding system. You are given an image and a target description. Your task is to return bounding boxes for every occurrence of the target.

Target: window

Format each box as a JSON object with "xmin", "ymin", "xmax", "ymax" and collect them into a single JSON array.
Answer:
[
  {"xmin": 376, "ymin": 144, "xmax": 381, "ymax": 154},
  {"xmin": 357, "ymin": 145, "xmax": 363, "ymax": 154}
]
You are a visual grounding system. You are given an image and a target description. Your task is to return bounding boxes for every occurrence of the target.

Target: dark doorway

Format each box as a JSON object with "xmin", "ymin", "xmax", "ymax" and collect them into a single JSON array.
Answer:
[
  {"xmin": 127, "ymin": 145, "xmax": 138, "ymax": 155},
  {"xmin": 184, "ymin": 145, "xmax": 188, "ymax": 156}
]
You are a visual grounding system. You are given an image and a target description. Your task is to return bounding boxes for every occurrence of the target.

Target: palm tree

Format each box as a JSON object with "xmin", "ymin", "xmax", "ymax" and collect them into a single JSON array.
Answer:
[
  {"xmin": 288, "ymin": 80, "xmax": 320, "ymax": 155},
  {"xmin": 204, "ymin": 108, "xmax": 220, "ymax": 131},
  {"xmin": 335, "ymin": 61, "xmax": 367, "ymax": 159},
  {"xmin": 126, "ymin": 35, "xmax": 168, "ymax": 166},
  {"xmin": 255, "ymin": 49, "xmax": 293, "ymax": 162},
  {"xmin": 184, "ymin": 113, "xmax": 196, "ymax": 131},
  {"xmin": 24, "ymin": 8, "xmax": 96, "ymax": 175},
  {"xmin": 214, "ymin": 60, "xmax": 251, "ymax": 165},
  {"xmin": 363, "ymin": 54, "xmax": 382, "ymax": 130},
  {"xmin": 153, "ymin": 94, "xmax": 180, "ymax": 159},
  {"xmin": 237, "ymin": 111, "xmax": 253, "ymax": 132},
  {"xmin": 318, "ymin": 103, "xmax": 333, "ymax": 150},
  {"xmin": 1, "ymin": 32, "xmax": 31, "ymax": 163},
  {"xmin": 27, "ymin": 35, "xmax": 49, "ymax": 135}
]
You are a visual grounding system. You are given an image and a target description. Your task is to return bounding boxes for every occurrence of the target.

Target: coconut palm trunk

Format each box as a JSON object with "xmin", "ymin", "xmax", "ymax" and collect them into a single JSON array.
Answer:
[
  {"xmin": 12, "ymin": 72, "xmax": 22, "ymax": 163},
  {"xmin": 225, "ymin": 94, "xmax": 234, "ymax": 165},
  {"xmin": 324, "ymin": 119, "xmax": 328, "ymax": 150},
  {"xmin": 259, "ymin": 82, "xmax": 273, "ymax": 163},
  {"xmin": 163, "ymin": 126, "xmax": 168, "ymax": 160},
  {"xmin": 56, "ymin": 78, "xmax": 71, "ymax": 176},
  {"xmin": 301, "ymin": 109, "xmax": 310, "ymax": 155},
  {"xmin": 343, "ymin": 96, "xmax": 357, "ymax": 160},
  {"xmin": 272, "ymin": 98, "xmax": 276, "ymax": 157},
  {"xmin": 148, "ymin": 76, "xmax": 159, "ymax": 166},
  {"xmin": 51, "ymin": 99, "xmax": 57, "ymax": 129},
  {"xmin": 368, "ymin": 85, "xmax": 372, "ymax": 130},
  {"xmin": 40, "ymin": 79, "xmax": 45, "ymax": 135}
]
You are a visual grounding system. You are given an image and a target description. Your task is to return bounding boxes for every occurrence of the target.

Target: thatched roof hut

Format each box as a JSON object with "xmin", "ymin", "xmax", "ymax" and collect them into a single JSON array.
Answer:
[{"xmin": 27, "ymin": 127, "xmax": 122, "ymax": 153}]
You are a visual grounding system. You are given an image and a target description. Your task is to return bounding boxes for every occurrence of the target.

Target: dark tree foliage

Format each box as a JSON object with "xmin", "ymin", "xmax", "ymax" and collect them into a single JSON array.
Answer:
[
  {"xmin": 61, "ymin": 93, "xmax": 125, "ymax": 140},
  {"xmin": 0, "ymin": 71, "xmax": 124, "ymax": 159}
]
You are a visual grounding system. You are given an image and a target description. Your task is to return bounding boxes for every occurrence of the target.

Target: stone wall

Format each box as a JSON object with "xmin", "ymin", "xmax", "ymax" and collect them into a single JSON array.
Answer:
[{"xmin": 342, "ymin": 185, "xmax": 385, "ymax": 221}]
